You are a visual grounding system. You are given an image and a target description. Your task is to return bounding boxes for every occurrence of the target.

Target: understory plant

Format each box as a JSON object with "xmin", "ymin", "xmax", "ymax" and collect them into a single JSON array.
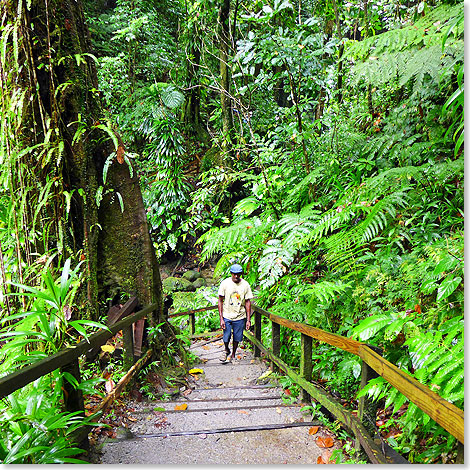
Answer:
[{"xmin": 0, "ymin": 259, "xmax": 108, "ymax": 463}]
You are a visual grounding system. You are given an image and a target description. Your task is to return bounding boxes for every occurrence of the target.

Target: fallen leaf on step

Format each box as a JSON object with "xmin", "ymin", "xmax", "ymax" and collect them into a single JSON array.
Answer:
[
  {"xmin": 237, "ymin": 410, "xmax": 250, "ymax": 415},
  {"xmin": 256, "ymin": 370, "xmax": 272, "ymax": 381},
  {"xmin": 183, "ymin": 389, "xmax": 192, "ymax": 397},
  {"xmin": 127, "ymin": 417, "xmax": 137, "ymax": 422},
  {"xmin": 276, "ymin": 407, "xmax": 282, "ymax": 414},
  {"xmin": 189, "ymin": 368, "xmax": 204, "ymax": 374},
  {"xmin": 237, "ymin": 355, "xmax": 241, "ymax": 359},
  {"xmin": 174, "ymin": 403, "xmax": 188, "ymax": 411},
  {"xmin": 101, "ymin": 344, "xmax": 115, "ymax": 353},
  {"xmin": 316, "ymin": 436, "xmax": 334, "ymax": 448},
  {"xmin": 308, "ymin": 426, "xmax": 319, "ymax": 435},
  {"xmin": 250, "ymin": 360, "xmax": 255, "ymax": 364},
  {"xmin": 202, "ymin": 345, "xmax": 210, "ymax": 350}
]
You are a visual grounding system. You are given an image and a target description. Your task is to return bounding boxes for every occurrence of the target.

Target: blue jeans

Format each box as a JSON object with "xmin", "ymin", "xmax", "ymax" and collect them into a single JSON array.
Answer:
[{"xmin": 223, "ymin": 318, "xmax": 246, "ymax": 343}]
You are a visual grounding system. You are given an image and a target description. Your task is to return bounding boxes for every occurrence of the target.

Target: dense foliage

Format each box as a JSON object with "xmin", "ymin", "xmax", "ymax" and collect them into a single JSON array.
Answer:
[{"xmin": 0, "ymin": 0, "xmax": 463, "ymax": 463}]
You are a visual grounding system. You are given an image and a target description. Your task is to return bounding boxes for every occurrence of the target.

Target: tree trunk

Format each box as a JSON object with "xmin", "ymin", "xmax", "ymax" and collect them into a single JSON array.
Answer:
[
  {"xmin": 183, "ymin": 32, "xmax": 210, "ymax": 146},
  {"xmin": 331, "ymin": 0, "xmax": 344, "ymax": 104},
  {"xmin": 1, "ymin": 0, "xmax": 163, "ymax": 325},
  {"xmin": 218, "ymin": 0, "xmax": 235, "ymax": 156}
]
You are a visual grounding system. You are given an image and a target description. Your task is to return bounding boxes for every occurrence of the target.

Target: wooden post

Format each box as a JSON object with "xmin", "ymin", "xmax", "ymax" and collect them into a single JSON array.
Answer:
[
  {"xmin": 189, "ymin": 313, "xmax": 196, "ymax": 336},
  {"xmin": 254, "ymin": 309, "xmax": 261, "ymax": 357},
  {"xmin": 300, "ymin": 333, "xmax": 313, "ymax": 402},
  {"xmin": 61, "ymin": 358, "xmax": 85, "ymax": 413},
  {"xmin": 355, "ymin": 345, "xmax": 382, "ymax": 451},
  {"xmin": 122, "ymin": 325, "xmax": 135, "ymax": 370},
  {"xmin": 271, "ymin": 321, "xmax": 280, "ymax": 371}
]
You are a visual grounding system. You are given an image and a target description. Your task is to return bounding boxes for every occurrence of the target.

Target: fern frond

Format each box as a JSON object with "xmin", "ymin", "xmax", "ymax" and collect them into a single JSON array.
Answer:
[
  {"xmin": 303, "ymin": 280, "xmax": 351, "ymax": 306},
  {"xmin": 258, "ymin": 239, "xmax": 296, "ymax": 288},
  {"xmin": 199, "ymin": 217, "xmax": 266, "ymax": 261},
  {"xmin": 351, "ymin": 313, "xmax": 393, "ymax": 341}
]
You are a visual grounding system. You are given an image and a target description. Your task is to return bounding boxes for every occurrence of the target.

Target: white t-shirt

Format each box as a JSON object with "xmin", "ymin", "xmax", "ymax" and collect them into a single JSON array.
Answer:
[{"xmin": 218, "ymin": 278, "xmax": 254, "ymax": 321}]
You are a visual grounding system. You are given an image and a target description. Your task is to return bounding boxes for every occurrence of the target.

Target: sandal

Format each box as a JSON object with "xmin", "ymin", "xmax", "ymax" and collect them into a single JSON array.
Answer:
[{"xmin": 220, "ymin": 352, "xmax": 231, "ymax": 363}]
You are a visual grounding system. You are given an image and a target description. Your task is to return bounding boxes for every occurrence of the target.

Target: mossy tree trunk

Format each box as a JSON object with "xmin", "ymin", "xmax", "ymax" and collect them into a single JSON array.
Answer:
[{"xmin": 1, "ymin": 0, "xmax": 163, "ymax": 326}]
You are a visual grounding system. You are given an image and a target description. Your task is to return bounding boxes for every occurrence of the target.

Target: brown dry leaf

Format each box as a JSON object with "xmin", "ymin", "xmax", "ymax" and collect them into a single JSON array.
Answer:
[
  {"xmin": 183, "ymin": 389, "xmax": 192, "ymax": 397},
  {"xmin": 237, "ymin": 410, "xmax": 250, "ymax": 415},
  {"xmin": 127, "ymin": 416, "xmax": 137, "ymax": 422},
  {"xmin": 174, "ymin": 403, "xmax": 188, "ymax": 411},
  {"xmin": 308, "ymin": 426, "xmax": 319, "ymax": 435},
  {"xmin": 117, "ymin": 145, "xmax": 125, "ymax": 164},
  {"xmin": 317, "ymin": 456, "xmax": 325, "ymax": 464},
  {"xmin": 316, "ymin": 436, "xmax": 334, "ymax": 448},
  {"xmin": 202, "ymin": 345, "xmax": 210, "ymax": 350}
]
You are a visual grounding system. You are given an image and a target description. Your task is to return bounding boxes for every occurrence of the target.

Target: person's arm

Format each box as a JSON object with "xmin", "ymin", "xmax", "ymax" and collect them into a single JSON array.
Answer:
[
  {"xmin": 218, "ymin": 295, "xmax": 226, "ymax": 329},
  {"xmin": 245, "ymin": 299, "xmax": 251, "ymax": 330}
]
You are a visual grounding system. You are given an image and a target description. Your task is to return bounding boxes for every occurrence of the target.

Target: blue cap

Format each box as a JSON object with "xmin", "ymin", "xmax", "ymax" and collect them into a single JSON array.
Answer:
[{"xmin": 230, "ymin": 264, "xmax": 243, "ymax": 274}]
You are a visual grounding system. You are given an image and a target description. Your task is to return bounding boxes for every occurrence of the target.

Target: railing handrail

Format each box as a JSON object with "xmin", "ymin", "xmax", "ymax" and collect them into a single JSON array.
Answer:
[
  {"xmin": 0, "ymin": 302, "xmax": 159, "ymax": 400},
  {"xmin": 170, "ymin": 303, "xmax": 464, "ymax": 445}
]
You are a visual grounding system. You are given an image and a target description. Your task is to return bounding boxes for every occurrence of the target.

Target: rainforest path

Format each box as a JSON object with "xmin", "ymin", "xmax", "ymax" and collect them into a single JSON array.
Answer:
[{"xmin": 90, "ymin": 336, "xmax": 341, "ymax": 464}]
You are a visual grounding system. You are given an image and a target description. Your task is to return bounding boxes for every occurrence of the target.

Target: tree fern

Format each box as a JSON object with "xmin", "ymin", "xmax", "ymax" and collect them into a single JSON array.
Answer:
[
  {"xmin": 198, "ymin": 217, "xmax": 271, "ymax": 262},
  {"xmin": 345, "ymin": 3, "xmax": 463, "ymax": 61}
]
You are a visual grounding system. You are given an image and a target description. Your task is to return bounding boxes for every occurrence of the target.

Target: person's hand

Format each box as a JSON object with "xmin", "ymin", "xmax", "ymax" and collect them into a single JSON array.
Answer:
[
  {"xmin": 220, "ymin": 318, "xmax": 226, "ymax": 329},
  {"xmin": 245, "ymin": 319, "xmax": 251, "ymax": 330}
]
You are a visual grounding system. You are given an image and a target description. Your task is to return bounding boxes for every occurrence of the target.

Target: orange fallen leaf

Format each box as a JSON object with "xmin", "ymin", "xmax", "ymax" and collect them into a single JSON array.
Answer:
[
  {"xmin": 174, "ymin": 403, "xmax": 188, "ymax": 411},
  {"xmin": 317, "ymin": 456, "xmax": 325, "ymax": 464},
  {"xmin": 308, "ymin": 426, "xmax": 319, "ymax": 435},
  {"xmin": 202, "ymin": 345, "xmax": 210, "ymax": 350},
  {"xmin": 237, "ymin": 410, "xmax": 250, "ymax": 415},
  {"xmin": 316, "ymin": 436, "xmax": 334, "ymax": 448}
]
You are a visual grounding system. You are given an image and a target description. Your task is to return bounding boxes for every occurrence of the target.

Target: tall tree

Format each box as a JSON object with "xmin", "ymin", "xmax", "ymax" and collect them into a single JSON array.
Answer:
[
  {"xmin": 218, "ymin": 0, "xmax": 235, "ymax": 155},
  {"xmin": 0, "ymin": 0, "xmax": 163, "ymax": 325}
]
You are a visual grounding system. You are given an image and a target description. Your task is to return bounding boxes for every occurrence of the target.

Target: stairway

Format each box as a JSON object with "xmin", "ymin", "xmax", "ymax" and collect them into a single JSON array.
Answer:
[{"xmin": 93, "ymin": 337, "xmax": 339, "ymax": 464}]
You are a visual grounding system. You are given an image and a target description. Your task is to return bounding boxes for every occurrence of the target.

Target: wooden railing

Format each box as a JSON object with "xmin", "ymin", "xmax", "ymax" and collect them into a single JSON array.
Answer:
[
  {"xmin": 170, "ymin": 303, "xmax": 464, "ymax": 464},
  {"xmin": 0, "ymin": 301, "xmax": 463, "ymax": 461}
]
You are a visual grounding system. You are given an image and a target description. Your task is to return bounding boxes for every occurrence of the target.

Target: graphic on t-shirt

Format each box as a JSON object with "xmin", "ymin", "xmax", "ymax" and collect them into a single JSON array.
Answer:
[{"xmin": 230, "ymin": 292, "xmax": 241, "ymax": 307}]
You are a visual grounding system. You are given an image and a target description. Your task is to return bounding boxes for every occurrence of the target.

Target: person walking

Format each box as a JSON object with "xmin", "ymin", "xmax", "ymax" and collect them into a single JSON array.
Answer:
[{"xmin": 218, "ymin": 264, "xmax": 253, "ymax": 363}]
